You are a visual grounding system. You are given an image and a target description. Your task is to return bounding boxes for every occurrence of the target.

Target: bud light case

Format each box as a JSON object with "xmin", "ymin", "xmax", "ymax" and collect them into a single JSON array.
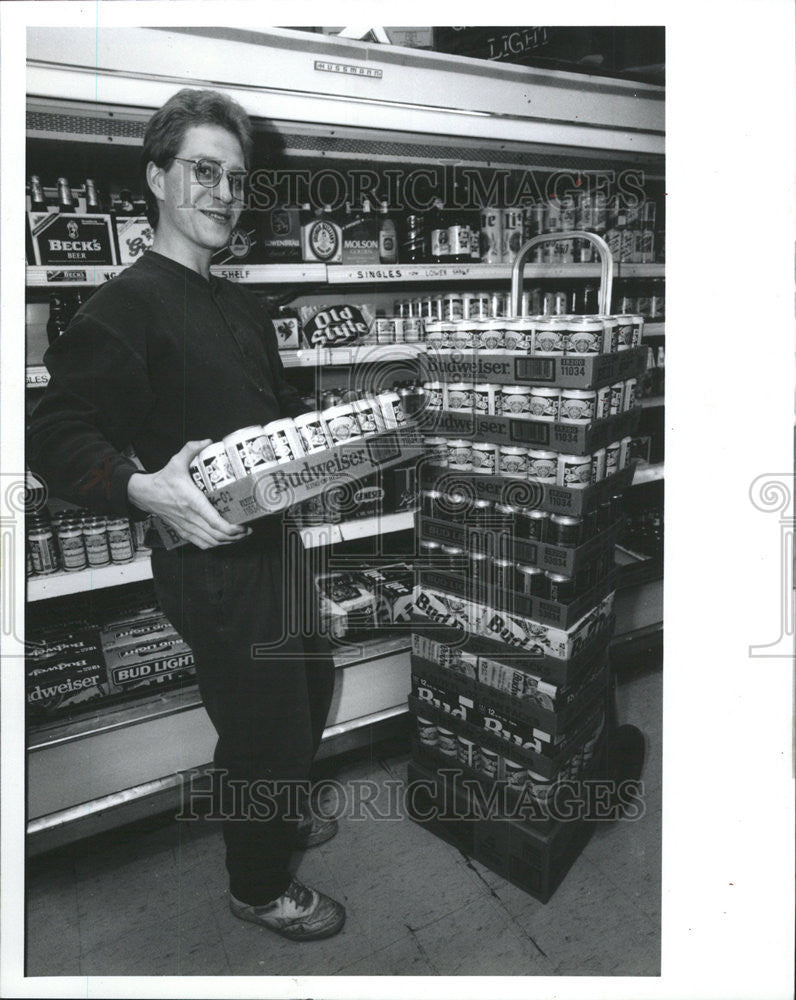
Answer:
[{"xmin": 28, "ymin": 211, "xmax": 117, "ymax": 266}]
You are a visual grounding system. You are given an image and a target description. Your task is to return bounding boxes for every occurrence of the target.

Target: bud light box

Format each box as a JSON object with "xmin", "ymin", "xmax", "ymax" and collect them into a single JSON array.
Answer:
[
  {"xmin": 27, "ymin": 211, "xmax": 117, "ymax": 266},
  {"xmin": 154, "ymin": 423, "xmax": 425, "ymax": 549}
]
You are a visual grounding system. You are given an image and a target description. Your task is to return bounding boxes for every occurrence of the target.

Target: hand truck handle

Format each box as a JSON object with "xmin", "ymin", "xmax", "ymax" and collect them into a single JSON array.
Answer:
[{"xmin": 509, "ymin": 231, "xmax": 614, "ymax": 317}]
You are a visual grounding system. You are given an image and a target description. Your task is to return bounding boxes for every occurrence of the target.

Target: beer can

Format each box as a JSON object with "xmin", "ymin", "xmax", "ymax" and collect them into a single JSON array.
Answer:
[
  {"xmin": 410, "ymin": 296, "xmax": 423, "ymax": 319},
  {"xmin": 609, "ymin": 381, "xmax": 624, "ymax": 416},
  {"xmin": 471, "ymin": 440, "xmax": 500, "ymax": 475},
  {"xmin": 56, "ymin": 524, "xmax": 87, "ymax": 572},
  {"xmin": 478, "ymin": 746, "xmax": 499, "ymax": 778},
  {"xmin": 473, "ymin": 383, "xmax": 500, "ymax": 416},
  {"xmin": 416, "ymin": 717, "xmax": 438, "ymax": 748},
  {"xmin": 199, "ymin": 441, "xmax": 238, "ymax": 488},
  {"xmin": 557, "ymin": 453, "xmax": 592, "ymax": 489},
  {"xmin": 542, "ymin": 291, "xmax": 556, "ymax": 316},
  {"xmin": 499, "ymin": 446, "xmax": 529, "ymax": 479},
  {"xmin": 554, "ymin": 291, "xmax": 568, "ymax": 316},
  {"xmin": 471, "ymin": 292, "xmax": 491, "ymax": 320},
  {"xmin": 321, "ymin": 389, "xmax": 343, "ymax": 409},
  {"xmin": 599, "ymin": 316, "xmax": 619, "ymax": 354},
  {"xmin": 421, "ymin": 489, "xmax": 443, "ymax": 519},
  {"xmin": 566, "ymin": 317, "xmax": 603, "ymax": 355},
  {"xmin": 446, "ymin": 382, "xmax": 474, "ymax": 413},
  {"xmin": 614, "ymin": 315, "xmax": 634, "ymax": 351},
  {"xmin": 477, "ymin": 319, "xmax": 504, "ymax": 351},
  {"xmin": 528, "ymin": 386, "xmax": 560, "ymax": 422},
  {"xmin": 560, "ymin": 388, "xmax": 596, "ymax": 423},
  {"xmin": 517, "ymin": 565, "xmax": 545, "ymax": 598},
  {"xmin": 351, "ymin": 398, "xmax": 382, "ymax": 437},
  {"xmin": 501, "ymin": 385, "xmax": 533, "ymax": 419},
  {"xmin": 437, "ymin": 726, "xmax": 457, "ymax": 757},
  {"xmin": 619, "ymin": 293, "xmax": 637, "ymax": 314},
  {"xmin": 107, "ymin": 517, "xmax": 135, "ymax": 564},
  {"xmin": 501, "ymin": 208, "xmax": 524, "ymax": 260},
  {"xmin": 438, "ymin": 322, "xmax": 457, "ymax": 350},
  {"xmin": 262, "ymin": 418, "xmax": 306, "ymax": 461},
  {"xmin": 592, "ymin": 447, "xmax": 607, "ymax": 482},
  {"xmin": 516, "ymin": 508, "xmax": 548, "ymax": 542},
  {"xmin": 457, "ymin": 735, "xmax": 477, "ymax": 768},
  {"xmin": 527, "ymin": 449, "xmax": 558, "ymax": 482},
  {"xmin": 605, "ymin": 441, "xmax": 622, "ymax": 478},
  {"xmin": 394, "ymin": 298, "xmax": 409, "ymax": 318},
  {"xmin": 546, "ymin": 571, "xmax": 576, "ymax": 603},
  {"xmin": 548, "ymin": 514, "xmax": 583, "ymax": 547},
  {"xmin": 28, "ymin": 525, "xmax": 59, "ymax": 575},
  {"xmin": 595, "ymin": 386, "xmax": 612, "ymax": 420},
  {"xmin": 422, "ymin": 381, "xmax": 444, "ymax": 412},
  {"xmin": 451, "ymin": 322, "xmax": 474, "ymax": 352},
  {"xmin": 504, "ymin": 757, "xmax": 529, "ymax": 787},
  {"xmin": 489, "ymin": 291, "xmax": 507, "ymax": 318},
  {"xmin": 83, "ymin": 518, "xmax": 111, "ymax": 567},
  {"xmin": 619, "ymin": 436, "xmax": 633, "ymax": 470},
  {"xmin": 224, "ymin": 425, "xmax": 278, "ymax": 477},
  {"xmin": 503, "ymin": 318, "xmax": 533, "ymax": 353},
  {"xmin": 461, "ymin": 292, "xmax": 477, "ymax": 320},
  {"xmin": 423, "ymin": 437, "xmax": 447, "ymax": 466},
  {"xmin": 447, "ymin": 439, "xmax": 473, "ymax": 470},
  {"xmin": 377, "ymin": 391, "xmax": 407, "ymax": 428},
  {"xmin": 374, "ymin": 317, "xmax": 396, "ymax": 344},
  {"xmin": 403, "ymin": 317, "xmax": 423, "ymax": 343},
  {"xmin": 189, "ymin": 458, "xmax": 209, "ymax": 493},
  {"xmin": 629, "ymin": 313, "xmax": 645, "ymax": 346},
  {"xmin": 623, "ymin": 378, "xmax": 637, "ymax": 412},
  {"xmin": 480, "ymin": 208, "xmax": 503, "ymax": 264},
  {"xmin": 534, "ymin": 318, "xmax": 567, "ymax": 355},
  {"xmin": 424, "ymin": 322, "xmax": 444, "ymax": 353},
  {"xmin": 443, "ymin": 293, "xmax": 464, "ymax": 322}
]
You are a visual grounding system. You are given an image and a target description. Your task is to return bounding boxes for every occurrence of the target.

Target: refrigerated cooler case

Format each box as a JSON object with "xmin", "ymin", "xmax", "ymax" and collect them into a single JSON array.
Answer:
[{"xmin": 23, "ymin": 25, "xmax": 664, "ymax": 852}]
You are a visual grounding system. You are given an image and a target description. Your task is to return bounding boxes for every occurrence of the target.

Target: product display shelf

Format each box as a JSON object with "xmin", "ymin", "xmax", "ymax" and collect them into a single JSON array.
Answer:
[
  {"xmin": 297, "ymin": 510, "xmax": 417, "ymax": 548},
  {"xmin": 27, "ymin": 552, "xmax": 153, "ymax": 601},
  {"xmin": 27, "ymin": 262, "xmax": 664, "ymax": 290}
]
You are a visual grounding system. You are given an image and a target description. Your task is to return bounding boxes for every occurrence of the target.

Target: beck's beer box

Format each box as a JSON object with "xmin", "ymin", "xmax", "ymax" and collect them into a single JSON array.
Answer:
[
  {"xmin": 27, "ymin": 211, "xmax": 117, "ymax": 266},
  {"xmin": 114, "ymin": 216, "xmax": 154, "ymax": 265}
]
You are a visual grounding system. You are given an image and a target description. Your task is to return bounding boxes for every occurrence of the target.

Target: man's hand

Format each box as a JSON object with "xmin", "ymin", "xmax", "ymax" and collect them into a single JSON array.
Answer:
[{"xmin": 127, "ymin": 440, "xmax": 250, "ymax": 550}]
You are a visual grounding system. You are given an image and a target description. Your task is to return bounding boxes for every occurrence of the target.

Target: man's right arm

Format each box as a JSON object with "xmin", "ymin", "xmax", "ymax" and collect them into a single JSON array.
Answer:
[{"xmin": 28, "ymin": 310, "xmax": 247, "ymax": 549}]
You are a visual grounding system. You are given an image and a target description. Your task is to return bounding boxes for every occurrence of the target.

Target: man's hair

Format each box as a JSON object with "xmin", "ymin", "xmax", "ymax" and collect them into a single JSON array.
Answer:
[{"xmin": 141, "ymin": 88, "xmax": 254, "ymax": 227}]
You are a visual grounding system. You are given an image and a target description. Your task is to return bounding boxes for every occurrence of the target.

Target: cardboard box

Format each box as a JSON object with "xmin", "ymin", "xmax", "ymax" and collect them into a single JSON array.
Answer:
[
  {"xmin": 260, "ymin": 206, "xmax": 301, "ymax": 262},
  {"xmin": 419, "ymin": 566, "xmax": 616, "ymax": 629},
  {"xmin": 419, "ymin": 463, "xmax": 635, "ymax": 516},
  {"xmin": 419, "ymin": 516, "xmax": 618, "ymax": 575},
  {"xmin": 113, "ymin": 216, "xmax": 154, "ymax": 265},
  {"xmin": 421, "ymin": 407, "xmax": 640, "ymax": 456},
  {"xmin": 272, "ymin": 316, "xmax": 301, "ymax": 350},
  {"xmin": 102, "ymin": 633, "xmax": 194, "ymax": 693},
  {"xmin": 420, "ymin": 346, "xmax": 646, "ymax": 389},
  {"xmin": 28, "ymin": 211, "xmax": 117, "ymax": 266},
  {"xmin": 155, "ymin": 424, "xmax": 424, "ymax": 548},
  {"xmin": 211, "ymin": 211, "xmax": 266, "ymax": 266}
]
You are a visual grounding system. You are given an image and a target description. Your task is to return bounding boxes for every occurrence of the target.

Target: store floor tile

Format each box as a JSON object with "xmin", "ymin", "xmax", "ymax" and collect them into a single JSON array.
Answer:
[{"xmin": 25, "ymin": 665, "xmax": 662, "ymax": 978}]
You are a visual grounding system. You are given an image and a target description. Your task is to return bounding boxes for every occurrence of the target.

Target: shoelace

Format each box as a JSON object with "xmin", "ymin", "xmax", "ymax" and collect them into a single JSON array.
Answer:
[{"xmin": 283, "ymin": 879, "xmax": 314, "ymax": 910}]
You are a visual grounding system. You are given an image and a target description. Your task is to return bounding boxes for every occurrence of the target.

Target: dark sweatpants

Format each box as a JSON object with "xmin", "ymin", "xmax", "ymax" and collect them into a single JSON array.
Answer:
[{"xmin": 150, "ymin": 524, "xmax": 335, "ymax": 905}]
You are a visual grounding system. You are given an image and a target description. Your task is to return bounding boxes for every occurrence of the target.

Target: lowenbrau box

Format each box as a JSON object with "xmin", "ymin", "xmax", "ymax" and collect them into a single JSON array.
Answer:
[{"xmin": 155, "ymin": 424, "xmax": 424, "ymax": 548}]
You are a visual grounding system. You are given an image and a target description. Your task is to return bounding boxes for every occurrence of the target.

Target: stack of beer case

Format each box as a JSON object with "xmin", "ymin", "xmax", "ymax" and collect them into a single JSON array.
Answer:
[{"xmin": 407, "ymin": 322, "xmax": 642, "ymax": 903}]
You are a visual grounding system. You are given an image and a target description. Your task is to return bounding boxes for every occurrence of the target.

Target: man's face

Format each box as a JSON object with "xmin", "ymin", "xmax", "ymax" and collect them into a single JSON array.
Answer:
[{"xmin": 156, "ymin": 123, "xmax": 245, "ymax": 253}]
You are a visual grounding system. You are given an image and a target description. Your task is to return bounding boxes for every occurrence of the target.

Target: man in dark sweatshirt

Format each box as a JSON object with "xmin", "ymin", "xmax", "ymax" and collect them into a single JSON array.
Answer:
[{"xmin": 27, "ymin": 88, "xmax": 345, "ymax": 942}]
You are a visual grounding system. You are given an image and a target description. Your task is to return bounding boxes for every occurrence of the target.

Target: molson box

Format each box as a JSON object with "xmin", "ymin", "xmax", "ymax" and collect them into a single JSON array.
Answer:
[
  {"xmin": 28, "ymin": 211, "xmax": 117, "ymax": 266},
  {"xmin": 341, "ymin": 208, "xmax": 380, "ymax": 264}
]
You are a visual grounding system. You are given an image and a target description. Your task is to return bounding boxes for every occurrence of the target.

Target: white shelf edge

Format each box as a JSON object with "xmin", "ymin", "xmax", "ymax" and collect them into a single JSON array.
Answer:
[
  {"xmin": 299, "ymin": 510, "xmax": 417, "ymax": 548},
  {"xmin": 27, "ymin": 554, "xmax": 153, "ymax": 601},
  {"xmin": 632, "ymin": 462, "xmax": 664, "ymax": 485}
]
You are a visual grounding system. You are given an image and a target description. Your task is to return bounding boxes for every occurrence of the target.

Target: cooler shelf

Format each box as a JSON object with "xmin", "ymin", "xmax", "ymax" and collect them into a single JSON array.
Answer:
[
  {"xmin": 27, "ymin": 261, "xmax": 664, "ymax": 289},
  {"xmin": 27, "ymin": 553, "xmax": 153, "ymax": 601},
  {"xmin": 298, "ymin": 510, "xmax": 417, "ymax": 548}
]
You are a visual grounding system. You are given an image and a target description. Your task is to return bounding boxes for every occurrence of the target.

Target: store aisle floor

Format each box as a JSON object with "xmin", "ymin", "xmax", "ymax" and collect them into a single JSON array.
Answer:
[{"xmin": 26, "ymin": 665, "xmax": 662, "ymax": 978}]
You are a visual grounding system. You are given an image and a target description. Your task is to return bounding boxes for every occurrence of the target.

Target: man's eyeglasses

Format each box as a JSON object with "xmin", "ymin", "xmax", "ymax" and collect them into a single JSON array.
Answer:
[{"xmin": 171, "ymin": 157, "xmax": 248, "ymax": 200}]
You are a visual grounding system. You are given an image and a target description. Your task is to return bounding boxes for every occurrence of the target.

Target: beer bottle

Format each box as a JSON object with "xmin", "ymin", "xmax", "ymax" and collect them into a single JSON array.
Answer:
[
  {"xmin": 29, "ymin": 174, "xmax": 48, "ymax": 213},
  {"xmin": 378, "ymin": 201, "xmax": 397, "ymax": 264},
  {"xmin": 446, "ymin": 183, "xmax": 469, "ymax": 264},
  {"xmin": 428, "ymin": 198, "xmax": 449, "ymax": 264},
  {"xmin": 46, "ymin": 294, "xmax": 69, "ymax": 345},
  {"xmin": 85, "ymin": 177, "xmax": 102, "ymax": 213},
  {"xmin": 401, "ymin": 213, "xmax": 426, "ymax": 263},
  {"xmin": 56, "ymin": 177, "xmax": 76, "ymax": 214},
  {"xmin": 116, "ymin": 188, "xmax": 135, "ymax": 215}
]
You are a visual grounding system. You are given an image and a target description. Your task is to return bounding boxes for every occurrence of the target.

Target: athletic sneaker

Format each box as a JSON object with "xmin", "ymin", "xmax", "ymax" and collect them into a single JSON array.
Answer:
[
  {"xmin": 229, "ymin": 878, "xmax": 346, "ymax": 941},
  {"xmin": 296, "ymin": 813, "xmax": 338, "ymax": 848}
]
